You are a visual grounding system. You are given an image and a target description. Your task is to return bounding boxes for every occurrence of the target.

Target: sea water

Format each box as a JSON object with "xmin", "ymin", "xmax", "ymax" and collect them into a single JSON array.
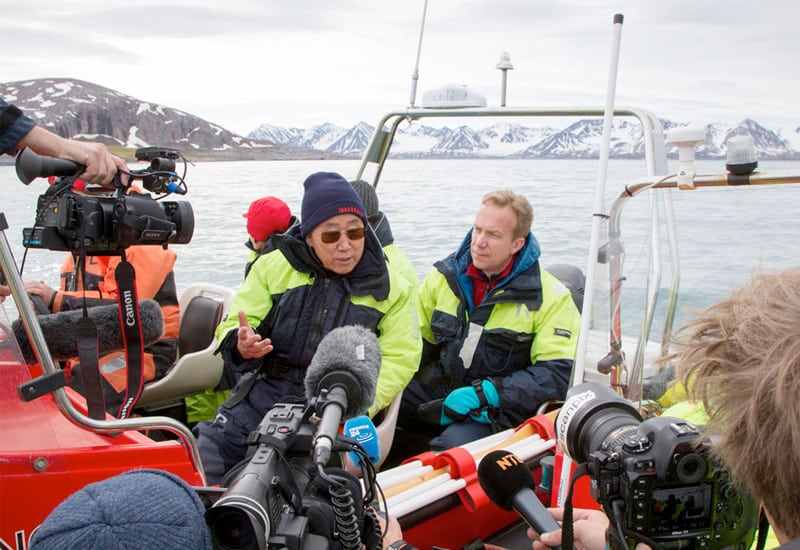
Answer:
[{"xmin": 2, "ymin": 158, "xmax": 798, "ymax": 339}]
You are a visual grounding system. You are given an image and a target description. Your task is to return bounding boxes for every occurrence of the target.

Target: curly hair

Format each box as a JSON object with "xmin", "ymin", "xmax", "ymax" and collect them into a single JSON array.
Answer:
[{"xmin": 674, "ymin": 267, "xmax": 800, "ymax": 537}]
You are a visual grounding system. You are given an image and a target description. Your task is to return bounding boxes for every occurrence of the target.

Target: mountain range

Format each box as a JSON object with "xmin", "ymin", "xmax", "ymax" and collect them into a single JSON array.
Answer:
[{"xmin": 3, "ymin": 78, "xmax": 799, "ymax": 161}]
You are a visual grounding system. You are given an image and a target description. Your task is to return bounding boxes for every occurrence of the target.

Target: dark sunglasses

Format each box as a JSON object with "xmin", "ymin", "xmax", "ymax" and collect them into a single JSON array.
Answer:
[{"xmin": 319, "ymin": 227, "xmax": 366, "ymax": 244}]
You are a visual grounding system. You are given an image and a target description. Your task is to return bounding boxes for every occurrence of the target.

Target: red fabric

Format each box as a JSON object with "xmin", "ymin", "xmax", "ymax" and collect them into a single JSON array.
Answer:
[{"xmin": 467, "ymin": 256, "xmax": 516, "ymax": 306}]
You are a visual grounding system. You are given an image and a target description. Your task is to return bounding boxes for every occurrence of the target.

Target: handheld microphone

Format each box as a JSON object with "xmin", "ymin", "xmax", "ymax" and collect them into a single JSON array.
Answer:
[
  {"xmin": 15, "ymin": 147, "xmax": 83, "ymax": 185},
  {"xmin": 343, "ymin": 415, "xmax": 380, "ymax": 467},
  {"xmin": 304, "ymin": 325, "xmax": 381, "ymax": 466},
  {"xmin": 478, "ymin": 450, "xmax": 563, "ymax": 549},
  {"xmin": 12, "ymin": 299, "xmax": 164, "ymax": 364}
]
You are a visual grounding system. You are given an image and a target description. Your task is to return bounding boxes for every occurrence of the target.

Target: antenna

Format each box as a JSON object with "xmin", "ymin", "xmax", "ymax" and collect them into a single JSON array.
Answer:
[{"xmin": 408, "ymin": 0, "xmax": 429, "ymax": 108}]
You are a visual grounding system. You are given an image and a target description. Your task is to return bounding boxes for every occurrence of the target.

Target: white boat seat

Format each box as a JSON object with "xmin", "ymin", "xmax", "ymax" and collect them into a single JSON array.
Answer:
[{"xmin": 138, "ymin": 283, "xmax": 235, "ymax": 411}]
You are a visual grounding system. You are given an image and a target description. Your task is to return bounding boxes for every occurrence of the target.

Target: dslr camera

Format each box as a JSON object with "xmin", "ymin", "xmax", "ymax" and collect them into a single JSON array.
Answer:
[
  {"xmin": 17, "ymin": 147, "xmax": 193, "ymax": 254},
  {"xmin": 557, "ymin": 382, "xmax": 758, "ymax": 550}
]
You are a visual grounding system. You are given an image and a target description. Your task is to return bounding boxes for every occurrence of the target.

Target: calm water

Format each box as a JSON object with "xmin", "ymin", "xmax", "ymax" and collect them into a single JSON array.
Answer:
[{"xmin": 2, "ymin": 158, "xmax": 799, "ymax": 339}]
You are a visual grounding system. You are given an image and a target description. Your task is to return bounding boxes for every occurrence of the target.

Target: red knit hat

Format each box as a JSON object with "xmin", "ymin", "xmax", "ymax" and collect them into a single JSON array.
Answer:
[{"xmin": 243, "ymin": 196, "xmax": 292, "ymax": 241}]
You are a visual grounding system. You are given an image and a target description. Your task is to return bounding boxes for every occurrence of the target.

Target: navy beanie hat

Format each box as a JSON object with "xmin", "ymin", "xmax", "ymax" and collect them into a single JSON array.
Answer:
[
  {"xmin": 300, "ymin": 172, "xmax": 366, "ymax": 237},
  {"xmin": 30, "ymin": 469, "xmax": 212, "ymax": 550}
]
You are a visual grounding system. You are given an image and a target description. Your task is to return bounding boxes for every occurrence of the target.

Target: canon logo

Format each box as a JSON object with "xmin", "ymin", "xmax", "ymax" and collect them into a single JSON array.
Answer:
[{"xmin": 123, "ymin": 290, "xmax": 136, "ymax": 326}]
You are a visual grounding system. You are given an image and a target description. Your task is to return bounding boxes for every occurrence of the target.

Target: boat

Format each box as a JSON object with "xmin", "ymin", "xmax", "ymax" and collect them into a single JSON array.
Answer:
[{"xmin": 2, "ymin": 16, "xmax": 799, "ymax": 550}]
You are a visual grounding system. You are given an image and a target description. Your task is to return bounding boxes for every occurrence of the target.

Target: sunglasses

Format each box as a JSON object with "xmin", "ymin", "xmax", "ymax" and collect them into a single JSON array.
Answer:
[{"xmin": 319, "ymin": 227, "xmax": 366, "ymax": 244}]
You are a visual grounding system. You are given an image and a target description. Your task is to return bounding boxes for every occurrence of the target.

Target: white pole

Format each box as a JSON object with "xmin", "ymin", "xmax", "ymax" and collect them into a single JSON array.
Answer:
[
  {"xmin": 408, "ymin": 0, "xmax": 429, "ymax": 108},
  {"xmin": 557, "ymin": 13, "xmax": 625, "ymax": 507}
]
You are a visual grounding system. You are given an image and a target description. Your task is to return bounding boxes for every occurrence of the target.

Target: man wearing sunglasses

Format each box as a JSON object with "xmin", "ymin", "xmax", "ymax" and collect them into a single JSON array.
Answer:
[
  {"xmin": 399, "ymin": 189, "xmax": 581, "ymax": 452},
  {"xmin": 196, "ymin": 171, "xmax": 422, "ymax": 486}
]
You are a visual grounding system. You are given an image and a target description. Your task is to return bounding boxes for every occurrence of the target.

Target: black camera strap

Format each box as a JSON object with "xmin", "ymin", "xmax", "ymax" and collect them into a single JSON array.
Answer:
[
  {"xmin": 76, "ymin": 315, "xmax": 107, "ymax": 420},
  {"xmin": 74, "ymin": 245, "xmax": 108, "ymax": 420},
  {"xmin": 114, "ymin": 255, "xmax": 146, "ymax": 419}
]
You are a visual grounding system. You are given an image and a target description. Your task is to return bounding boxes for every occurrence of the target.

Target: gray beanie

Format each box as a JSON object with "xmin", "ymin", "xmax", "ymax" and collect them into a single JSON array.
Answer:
[
  {"xmin": 350, "ymin": 179, "xmax": 380, "ymax": 219},
  {"xmin": 30, "ymin": 469, "xmax": 212, "ymax": 550}
]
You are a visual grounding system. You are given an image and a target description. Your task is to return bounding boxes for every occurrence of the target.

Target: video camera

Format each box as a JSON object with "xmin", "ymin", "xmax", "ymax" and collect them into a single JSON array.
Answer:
[
  {"xmin": 204, "ymin": 402, "xmax": 382, "ymax": 550},
  {"xmin": 16, "ymin": 147, "xmax": 194, "ymax": 254},
  {"xmin": 557, "ymin": 382, "xmax": 759, "ymax": 550}
]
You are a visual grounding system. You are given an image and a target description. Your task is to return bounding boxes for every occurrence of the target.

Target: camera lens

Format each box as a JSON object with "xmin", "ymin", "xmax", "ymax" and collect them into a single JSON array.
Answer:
[
  {"xmin": 206, "ymin": 501, "xmax": 268, "ymax": 550},
  {"xmin": 557, "ymin": 382, "xmax": 643, "ymax": 462},
  {"xmin": 674, "ymin": 452, "xmax": 707, "ymax": 484}
]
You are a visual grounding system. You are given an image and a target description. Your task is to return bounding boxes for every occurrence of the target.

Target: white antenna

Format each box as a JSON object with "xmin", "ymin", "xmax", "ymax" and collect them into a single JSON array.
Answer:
[
  {"xmin": 408, "ymin": 0, "xmax": 429, "ymax": 108},
  {"xmin": 557, "ymin": 12, "xmax": 625, "ymax": 508}
]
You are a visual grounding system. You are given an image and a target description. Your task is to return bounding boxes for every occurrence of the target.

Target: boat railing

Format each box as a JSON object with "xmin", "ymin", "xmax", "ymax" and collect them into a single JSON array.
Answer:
[
  {"xmin": 0, "ymin": 213, "xmax": 206, "ymax": 485},
  {"xmin": 608, "ymin": 170, "xmax": 800, "ymax": 402}
]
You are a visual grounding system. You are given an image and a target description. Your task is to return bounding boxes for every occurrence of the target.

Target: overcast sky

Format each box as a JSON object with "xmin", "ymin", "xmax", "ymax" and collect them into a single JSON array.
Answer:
[{"xmin": 2, "ymin": 0, "xmax": 797, "ymax": 135}]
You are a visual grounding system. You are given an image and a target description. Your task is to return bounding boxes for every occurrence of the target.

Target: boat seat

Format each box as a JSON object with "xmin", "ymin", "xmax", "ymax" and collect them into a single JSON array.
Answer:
[
  {"xmin": 342, "ymin": 392, "xmax": 402, "ymax": 476},
  {"xmin": 546, "ymin": 263, "xmax": 586, "ymax": 312},
  {"xmin": 138, "ymin": 283, "xmax": 235, "ymax": 411}
]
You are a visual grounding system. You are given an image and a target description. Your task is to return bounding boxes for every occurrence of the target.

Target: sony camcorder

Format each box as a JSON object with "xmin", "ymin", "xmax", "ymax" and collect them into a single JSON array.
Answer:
[
  {"xmin": 17, "ymin": 147, "xmax": 194, "ymax": 254},
  {"xmin": 204, "ymin": 402, "xmax": 381, "ymax": 550},
  {"xmin": 557, "ymin": 382, "xmax": 759, "ymax": 550}
]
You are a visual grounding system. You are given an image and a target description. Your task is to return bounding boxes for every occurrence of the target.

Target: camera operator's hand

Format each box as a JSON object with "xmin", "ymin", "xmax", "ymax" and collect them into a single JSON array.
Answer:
[
  {"xmin": 236, "ymin": 310, "xmax": 273, "ymax": 359},
  {"xmin": 20, "ymin": 126, "xmax": 128, "ymax": 188},
  {"xmin": 24, "ymin": 280, "xmax": 57, "ymax": 312},
  {"xmin": 374, "ymin": 512, "xmax": 406, "ymax": 550},
  {"xmin": 528, "ymin": 507, "xmax": 609, "ymax": 550},
  {"xmin": 0, "ymin": 285, "xmax": 10, "ymax": 301}
]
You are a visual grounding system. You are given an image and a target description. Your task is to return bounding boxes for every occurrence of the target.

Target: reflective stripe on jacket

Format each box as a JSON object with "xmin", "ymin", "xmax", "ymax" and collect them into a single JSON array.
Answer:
[{"xmin": 416, "ymin": 229, "xmax": 580, "ymax": 424}]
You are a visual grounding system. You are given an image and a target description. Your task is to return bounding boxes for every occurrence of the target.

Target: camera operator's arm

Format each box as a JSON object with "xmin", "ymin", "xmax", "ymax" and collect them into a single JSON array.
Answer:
[
  {"xmin": 2, "ymin": 100, "xmax": 126, "ymax": 188},
  {"xmin": 528, "ymin": 507, "xmax": 609, "ymax": 550}
]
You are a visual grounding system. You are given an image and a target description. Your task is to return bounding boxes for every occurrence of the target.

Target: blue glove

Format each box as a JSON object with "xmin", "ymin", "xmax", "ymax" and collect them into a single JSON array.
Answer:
[{"xmin": 440, "ymin": 379, "xmax": 500, "ymax": 425}]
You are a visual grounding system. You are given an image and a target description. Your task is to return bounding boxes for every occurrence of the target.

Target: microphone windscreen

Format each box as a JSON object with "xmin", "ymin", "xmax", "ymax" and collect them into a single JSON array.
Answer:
[
  {"xmin": 13, "ymin": 299, "xmax": 164, "ymax": 364},
  {"xmin": 304, "ymin": 325, "xmax": 381, "ymax": 417},
  {"xmin": 478, "ymin": 449, "xmax": 538, "ymax": 510}
]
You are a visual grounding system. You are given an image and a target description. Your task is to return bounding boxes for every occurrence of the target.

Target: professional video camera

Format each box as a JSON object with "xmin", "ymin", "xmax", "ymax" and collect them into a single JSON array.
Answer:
[
  {"xmin": 16, "ymin": 147, "xmax": 194, "ymax": 254},
  {"xmin": 557, "ymin": 382, "xmax": 759, "ymax": 550},
  {"xmin": 204, "ymin": 326, "xmax": 385, "ymax": 550}
]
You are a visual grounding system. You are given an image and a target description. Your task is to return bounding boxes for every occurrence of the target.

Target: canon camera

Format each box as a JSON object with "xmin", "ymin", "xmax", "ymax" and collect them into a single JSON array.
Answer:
[
  {"xmin": 17, "ymin": 147, "xmax": 193, "ymax": 254},
  {"xmin": 557, "ymin": 382, "xmax": 758, "ymax": 550}
]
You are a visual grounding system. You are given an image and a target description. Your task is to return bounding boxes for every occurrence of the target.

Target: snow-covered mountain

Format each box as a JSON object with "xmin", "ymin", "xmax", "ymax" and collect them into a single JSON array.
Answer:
[
  {"xmin": 249, "ymin": 117, "xmax": 800, "ymax": 160},
  {"xmin": 0, "ymin": 78, "xmax": 341, "ymax": 161}
]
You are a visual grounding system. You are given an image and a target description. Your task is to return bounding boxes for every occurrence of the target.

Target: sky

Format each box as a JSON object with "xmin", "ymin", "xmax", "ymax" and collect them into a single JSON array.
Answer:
[{"xmin": 2, "ymin": 0, "xmax": 798, "ymax": 136}]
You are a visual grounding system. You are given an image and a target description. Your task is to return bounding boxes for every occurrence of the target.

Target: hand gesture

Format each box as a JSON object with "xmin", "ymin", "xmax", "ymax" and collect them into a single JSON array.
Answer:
[{"xmin": 235, "ymin": 310, "xmax": 273, "ymax": 359}]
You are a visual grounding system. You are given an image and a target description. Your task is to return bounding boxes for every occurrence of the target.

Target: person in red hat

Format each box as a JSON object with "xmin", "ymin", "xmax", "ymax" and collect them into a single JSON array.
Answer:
[{"xmin": 242, "ymin": 196, "xmax": 296, "ymax": 278}]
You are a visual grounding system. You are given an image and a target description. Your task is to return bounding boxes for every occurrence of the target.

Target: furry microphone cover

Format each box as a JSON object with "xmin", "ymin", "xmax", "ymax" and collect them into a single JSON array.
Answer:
[
  {"xmin": 304, "ymin": 325, "xmax": 381, "ymax": 417},
  {"xmin": 12, "ymin": 299, "xmax": 164, "ymax": 364}
]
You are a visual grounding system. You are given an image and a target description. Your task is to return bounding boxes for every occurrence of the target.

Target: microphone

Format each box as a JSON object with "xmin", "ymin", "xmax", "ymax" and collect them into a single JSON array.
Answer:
[
  {"xmin": 12, "ymin": 299, "xmax": 164, "ymax": 364},
  {"xmin": 478, "ymin": 450, "xmax": 563, "ymax": 549},
  {"xmin": 303, "ymin": 325, "xmax": 381, "ymax": 466},
  {"xmin": 343, "ymin": 415, "xmax": 380, "ymax": 467},
  {"xmin": 15, "ymin": 147, "xmax": 83, "ymax": 185}
]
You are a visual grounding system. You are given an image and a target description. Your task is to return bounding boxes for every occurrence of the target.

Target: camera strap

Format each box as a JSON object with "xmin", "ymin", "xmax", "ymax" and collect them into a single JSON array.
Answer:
[
  {"xmin": 114, "ymin": 256, "xmax": 146, "ymax": 419},
  {"xmin": 73, "ymin": 248, "xmax": 108, "ymax": 420},
  {"xmin": 76, "ymin": 314, "xmax": 108, "ymax": 420}
]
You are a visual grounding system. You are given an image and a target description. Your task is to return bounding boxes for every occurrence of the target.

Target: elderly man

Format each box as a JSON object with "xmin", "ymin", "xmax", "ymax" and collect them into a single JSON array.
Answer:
[
  {"xmin": 196, "ymin": 171, "xmax": 421, "ymax": 485},
  {"xmin": 400, "ymin": 189, "xmax": 581, "ymax": 451}
]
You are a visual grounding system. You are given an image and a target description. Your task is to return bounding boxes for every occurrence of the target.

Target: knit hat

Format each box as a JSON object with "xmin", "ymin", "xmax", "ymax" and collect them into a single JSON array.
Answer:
[
  {"xmin": 350, "ymin": 179, "xmax": 380, "ymax": 218},
  {"xmin": 300, "ymin": 172, "xmax": 366, "ymax": 237},
  {"xmin": 30, "ymin": 469, "xmax": 212, "ymax": 550},
  {"xmin": 243, "ymin": 196, "xmax": 292, "ymax": 241}
]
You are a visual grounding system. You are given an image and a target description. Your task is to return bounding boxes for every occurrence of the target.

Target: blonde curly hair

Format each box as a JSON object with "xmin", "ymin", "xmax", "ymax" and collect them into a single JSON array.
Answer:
[{"xmin": 675, "ymin": 267, "xmax": 800, "ymax": 537}]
